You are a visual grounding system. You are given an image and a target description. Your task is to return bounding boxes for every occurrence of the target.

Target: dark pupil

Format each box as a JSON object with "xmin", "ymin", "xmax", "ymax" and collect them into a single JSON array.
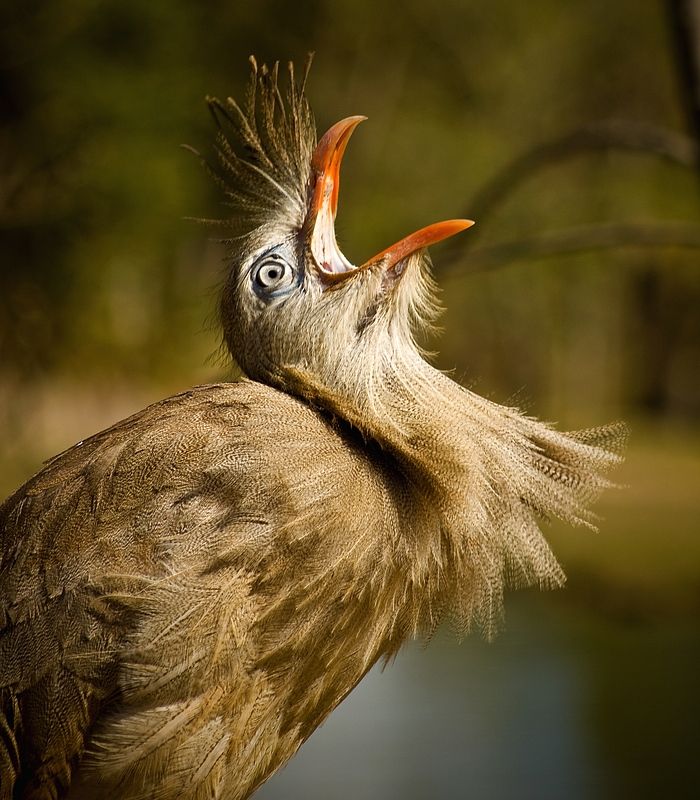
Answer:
[{"xmin": 264, "ymin": 265, "xmax": 281, "ymax": 282}]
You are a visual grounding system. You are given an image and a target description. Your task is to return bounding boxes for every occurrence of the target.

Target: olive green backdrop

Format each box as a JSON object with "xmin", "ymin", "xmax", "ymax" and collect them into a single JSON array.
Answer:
[{"xmin": 1, "ymin": 1, "xmax": 698, "ymax": 798}]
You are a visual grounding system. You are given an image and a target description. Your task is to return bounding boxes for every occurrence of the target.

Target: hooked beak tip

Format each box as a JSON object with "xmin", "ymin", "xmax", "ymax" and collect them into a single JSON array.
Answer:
[
  {"xmin": 309, "ymin": 116, "xmax": 366, "ymax": 223},
  {"xmin": 311, "ymin": 115, "xmax": 367, "ymax": 175}
]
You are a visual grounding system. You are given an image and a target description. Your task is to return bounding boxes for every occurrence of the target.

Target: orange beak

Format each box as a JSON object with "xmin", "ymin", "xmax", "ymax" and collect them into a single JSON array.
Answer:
[
  {"xmin": 308, "ymin": 116, "xmax": 474, "ymax": 283},
  {"xmin": 309, "ymin": 116, "xmax": 366, "ymax": 221}
]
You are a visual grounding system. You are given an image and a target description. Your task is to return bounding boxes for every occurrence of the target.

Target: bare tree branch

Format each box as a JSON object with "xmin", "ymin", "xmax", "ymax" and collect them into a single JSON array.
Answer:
[
  {"xmin": 465, "ymin": 119, "xmax": 698, "ymax": 222},
  {"xmin": 440, "ymin": 221, "xmax": 700, "ymax": 274},
  {"xmin": 667, "ymin": 0, "xmax": 700, "ymax": 150}
]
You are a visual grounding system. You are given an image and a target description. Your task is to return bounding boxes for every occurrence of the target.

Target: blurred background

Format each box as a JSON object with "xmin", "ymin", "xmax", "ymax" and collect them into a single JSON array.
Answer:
[{"xmin": 1, "ymin": 0, "xmax": 698, "ymax": 797}]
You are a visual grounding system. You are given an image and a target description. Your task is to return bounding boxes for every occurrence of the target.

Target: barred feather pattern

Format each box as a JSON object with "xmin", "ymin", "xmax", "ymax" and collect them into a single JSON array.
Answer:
[{"xmin": 15, "ymin": 384, "xmax": 431, "ymax": 800}]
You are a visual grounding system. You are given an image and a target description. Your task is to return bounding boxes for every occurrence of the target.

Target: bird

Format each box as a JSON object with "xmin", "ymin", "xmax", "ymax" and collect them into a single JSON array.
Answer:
[{"xmin": 0, "ymin": 56, "xmax": 625, "ymax": 800}]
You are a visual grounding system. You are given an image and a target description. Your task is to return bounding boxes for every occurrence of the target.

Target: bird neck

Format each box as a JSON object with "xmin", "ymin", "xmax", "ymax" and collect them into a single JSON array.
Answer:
[
  {"xmin": 278, "ymin": 342, "xmax": 618, "ymax": 637},
  {"xmin": 278, "ymin": 347, "xmax": 452, "ymax": 477}
]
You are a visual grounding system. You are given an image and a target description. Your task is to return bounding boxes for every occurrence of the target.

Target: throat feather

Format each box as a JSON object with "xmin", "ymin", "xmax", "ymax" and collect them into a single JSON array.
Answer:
[{"xmin": 281, "ymin": 351, "xmax": 624, "ymax": 637}]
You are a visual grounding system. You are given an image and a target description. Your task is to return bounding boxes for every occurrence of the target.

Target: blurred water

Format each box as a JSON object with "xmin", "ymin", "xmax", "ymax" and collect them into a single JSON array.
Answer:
[{"xmin": 257, "ymin": 593, "xmax": 699, "ymax": 800}]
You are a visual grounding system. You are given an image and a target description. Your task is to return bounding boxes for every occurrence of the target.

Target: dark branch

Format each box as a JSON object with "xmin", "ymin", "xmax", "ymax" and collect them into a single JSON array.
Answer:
[
  {"xmin": 439, "ymin": 221, "xmax": 700, "ymax": 274},
  {"xmin": 666, "ymin": 0, "xmax": 700, "ymax": 151},
  {"xmin": 466, "ymin": 119, "xmax": 698, "ymax": 223}
]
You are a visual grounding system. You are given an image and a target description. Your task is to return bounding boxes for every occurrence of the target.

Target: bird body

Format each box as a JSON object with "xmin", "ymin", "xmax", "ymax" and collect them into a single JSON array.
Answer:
[
  {"xmin": 1, "ymin": 381, "xmax": 418, "ymax": 798},
  {"xmin": 0, "ymin": 58, "xmax": 624, "ymax": 798}
]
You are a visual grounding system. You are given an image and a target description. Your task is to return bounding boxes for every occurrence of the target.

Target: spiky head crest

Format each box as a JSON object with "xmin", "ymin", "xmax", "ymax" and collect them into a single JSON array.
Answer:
[{"xmin": 205, "ymin": 55, "xmax": 317, "ymax": 237}]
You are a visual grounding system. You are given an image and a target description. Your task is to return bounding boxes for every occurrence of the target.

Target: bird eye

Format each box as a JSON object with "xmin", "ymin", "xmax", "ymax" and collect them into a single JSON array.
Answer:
[{"xmin": 251, "ymin": 254, "xmax": 297, "ymax": 298}]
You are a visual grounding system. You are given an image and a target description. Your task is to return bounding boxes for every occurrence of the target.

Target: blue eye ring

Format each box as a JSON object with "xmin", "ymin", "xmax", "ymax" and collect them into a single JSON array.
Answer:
[{"xmin": 251, "ymin": 252, "xmax": 298, "ymax": 299}]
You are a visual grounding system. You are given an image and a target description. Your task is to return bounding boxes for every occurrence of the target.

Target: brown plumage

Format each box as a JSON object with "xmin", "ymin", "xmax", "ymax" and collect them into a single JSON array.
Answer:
[{"xmin": 0, "ymin": 57, "xmax": 625, "ymax": 799}]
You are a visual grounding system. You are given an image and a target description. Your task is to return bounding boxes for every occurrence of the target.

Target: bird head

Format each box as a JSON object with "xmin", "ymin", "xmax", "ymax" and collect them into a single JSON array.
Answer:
[{"xmin": 206, "ymin": 57, "xmax": 472, "ymax": 430}]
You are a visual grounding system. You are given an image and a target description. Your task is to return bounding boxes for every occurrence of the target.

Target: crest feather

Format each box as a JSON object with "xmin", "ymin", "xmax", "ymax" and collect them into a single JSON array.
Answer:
[{"xmin": 203, "ymin": 54, "xmax": 317, "ymax": 235}]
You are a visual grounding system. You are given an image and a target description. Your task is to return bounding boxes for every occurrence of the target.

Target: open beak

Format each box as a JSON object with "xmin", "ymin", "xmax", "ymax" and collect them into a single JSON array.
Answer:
[{"xmin": 307, "ymin": 116, "xmax": 474, "ymax": 284}]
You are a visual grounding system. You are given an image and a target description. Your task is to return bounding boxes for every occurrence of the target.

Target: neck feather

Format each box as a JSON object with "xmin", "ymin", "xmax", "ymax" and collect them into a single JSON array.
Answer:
[{"xmin": 283, "ymin": 343, "xmax": 624, "ymax": 637}]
